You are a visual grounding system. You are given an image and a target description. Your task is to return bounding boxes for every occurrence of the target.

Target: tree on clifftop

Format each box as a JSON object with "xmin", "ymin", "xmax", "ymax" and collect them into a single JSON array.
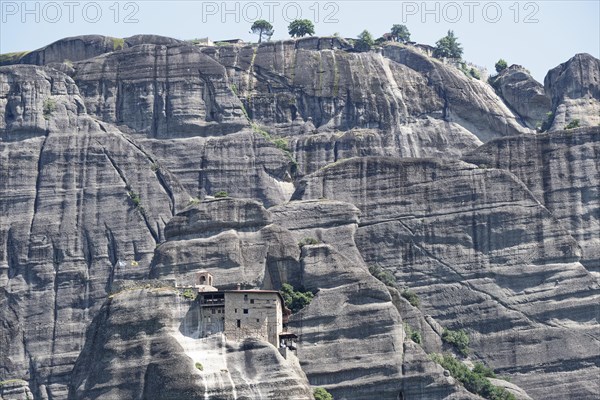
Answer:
[
  {"xmin": 288, "ymin": 19, "xmax": 315, "ymax": 38},
  {"xmin": 390, "ymin": 24, "xmax": 411, "ymax": 42},
  {"xmin": 433, "ymin": 30, "xmax": 463, "ymax": 60},
  {"xmin": 495, "ymin": 59, "xmax": 508, "ymax": 73},
  {"xmin": 355, "ymin": 30, "xmax": 375, "ymax": 52},
  {"xmin": 250, "ymin": 20, "xmax": 274, "ymax": 43}
]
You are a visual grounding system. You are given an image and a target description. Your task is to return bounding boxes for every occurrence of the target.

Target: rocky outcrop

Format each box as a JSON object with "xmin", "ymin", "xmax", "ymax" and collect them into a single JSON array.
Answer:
[
  {"xmin": 151, "ymin": 198, "xmax": 478, "ymax": 399},
  {"xmin": 463, "ymin": 127, "xmax": 600, "ymax": 276},
  {"xmin": 68, "ymin": 287, "xmax": 314, "ymax": 400},
  {"xmin": 293, "ymin": 156, "xmax": 600, "ymax": 400},
  {"xmin": 0, "ymin": 34, "xmax": 184, "ymax": 67},
  {"xmin": 288, "ymin": 121, "xmax": 483, "ymax": 176},
  {"xmin": 0, "ymin": 379, "xmax": 34, "ymax": 400},
  {"xmin": 2, "ymin": 34, "xmax": 599, "ymax": 400},
  {"xmin": 204, "ymin": 40, "xmax": 529, "ymax": 164},
  {"xmin": 492, "ymin": 65, "xmax": 551, "ymax": 129},
  {"xmin": 73, "ymin": 43, "xmax": 248, "ymax": 137},
  {"xmin": 164, "ymin": 198, "xmax": 273, "ymax": 240},
  {"xmin": 544, "ymin": 53, "xmax": 600, "ymax": 130},
  {"xmin": 0, "ymin": 64, "xmax": 188, "ymax": 398},
  {"xmin": 382, "ymin": 44, "xmax": 532, "ymax": 140}
]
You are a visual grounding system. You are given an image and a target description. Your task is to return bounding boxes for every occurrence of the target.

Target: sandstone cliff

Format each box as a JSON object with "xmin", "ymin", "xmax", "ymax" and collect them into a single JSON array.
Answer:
[
  {"xmin": 544, "ymin": 53, "xmax": 600, "ymax": 130},
  {"xmin": 1, "ymin": 35, "xmax": 599, "ymax": 400},
  {"xmin": 491, "ymin": 65, "xmax": 551, "ymax": 129}
]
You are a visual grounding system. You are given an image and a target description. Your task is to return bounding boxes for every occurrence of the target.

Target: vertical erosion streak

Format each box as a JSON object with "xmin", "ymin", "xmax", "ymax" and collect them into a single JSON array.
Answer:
[
  {"xmin": 28, "ymin": 129, "xmax": 50, "ymax": 238},
  {"xmin": 98, "ymin": 142, "xmax": 159, "ymax": 243},
  {"xmin": 221, "ymin": 334, "xmax": 238, "ymax": 400},
  {"xmin": 104, "ymin": 224, "xmax": 118, "ymax": 293},
  {"xmin": 111, "ymin": 128, "xmax": 177, "ymax": 217}
]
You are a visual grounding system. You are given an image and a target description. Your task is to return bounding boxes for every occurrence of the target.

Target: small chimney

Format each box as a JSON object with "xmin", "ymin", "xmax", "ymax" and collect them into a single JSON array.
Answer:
[{"xmin": 236, "ymin": 283, "xmax": 241, "ymax": 291}]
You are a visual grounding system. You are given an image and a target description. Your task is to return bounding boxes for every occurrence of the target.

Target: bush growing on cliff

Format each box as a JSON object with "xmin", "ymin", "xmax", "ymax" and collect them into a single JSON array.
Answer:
[
  {"xmin": 404, "ymin": 323, "xmax": 422, "ymax": 344},
  {"xmin": 495, "ymin": 59, "xmax": 508, "ymax": 73},
  {"xmin": 473, "ymin": 362, "xmax": 496, "ymax": 378},
  {"xmin": 214, "ymin": 191, "xmax": 228, "ymax": 198},
  {"xmin": 442, "ymin": 328, "xmax": 470, "ymax": 355},
  {"xmin": 401, "ymin": 289, "xmax": 420, "ymax": 307},
  {"xmin": 281, "ymin": 283, "xmax": 314, "ymax": 313},
  {"xmin": 469, "ymin": 68, "xmax": 481, "ymax": 80},
  {"xmin": 430, "ymin": 353, "xmax": 515, "ymax": 400},
  {"xmin": 272, "ymin": 138, "xmax": 290, "ymax": 152},
  {"xmin": 112, "ymin": 37, "xmax": 125, "ymax": 51},
  {"xmin": 539, "ymin": 111, "xmax": 554, "ymax": 132},
  {"xmin": 43, "ymin": 98, "xmax": 56, "ymax": 119},
  {"xmin": 298, "ymin": 237, "xmax": 319, "ymax": 247},
  {"xmin": 195, "ymin": 362, "xmax": 203, "ymax": 371},
  {"xmin": 313, "ymin": 387, "xmax": 333, "ymax": 400},
  {"xmin": 368, "ymin": 265, "xmax": 397, "ymax": 288},
  {"xmin": 355, "ymin": 30, "xmax": 374, "ymax": 52},
  {"xmin": 182, "ymin": 289, "xmax": 197, "ymax": 300},
  {"xmin": 565, "ymin": 119, "xmax": 580, "ymax": 129},
  {"xmin": 390, "ymin": 24, "xmax": 411, "ymax": 42},
  {"xmin": 433, "ymin": 30, "xmax": 463, "ymax": 59}
]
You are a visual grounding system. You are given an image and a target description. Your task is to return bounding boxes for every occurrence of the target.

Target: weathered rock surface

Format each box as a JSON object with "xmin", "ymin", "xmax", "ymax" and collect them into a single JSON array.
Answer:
[
  {"xmin": 68, "ymin": 287, "xmax": 314, "ymax": 400},
  {"xmin": 0, "ymin": 379, "xmax": 34, "ymax": 400},
  {"xmin": 0, "ymin": 64, "xmax": 188, "ymax": 398},
  {"xmin": 202, "ymin": 39, "xmax": 530, "ymax": 172},
  {"xmin": 492, "ymin": 65, "xmax": 551, "ymax": 129},
  {"xmin": 293, "ymin": 156, "xmax": 600, "ymax": 399},
  {"xmin": 1, "ymin": 34, "xmax": 184, "ymax": 67},
  {"xmin": 72, "ymin": 43, "xmax": 248, "ymax": 137},
  {"xmin": 463, "ymin": 127, "xmax": 600, "ymax": 276},
  {"xmin": 152, "ymin": 198, "xmax": 478, "ymax": 399},
  {"xmin": 382, "ymin": 44, "xmax": 532, "ymax": 141},
  {"xmin": 2, "ymin": 34, "xmax": 600, "ymax": 400},
  {"xmin": 544, "ymin": 53, "xmax": 600, "ymax": 130}
]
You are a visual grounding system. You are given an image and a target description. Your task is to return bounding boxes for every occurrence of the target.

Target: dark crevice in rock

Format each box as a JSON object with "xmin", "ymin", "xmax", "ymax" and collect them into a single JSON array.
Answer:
[
  {"xmin": 99, "ymin": 142, "xmax": 159, "ymax": 243},
  {"xmin": 151, "ymin": 46, "xmax": 161, "ymax": 137},
  {"xmin": 28, "ymin": 129, "xmax": 50, "ymax": 239},
  {"xmin": 104, "ymin": 224, "xmax": 118, "ymax": 293},
  {"xmin": 6, "ymin": 227, "xmax": 19, "ymax": 279}
]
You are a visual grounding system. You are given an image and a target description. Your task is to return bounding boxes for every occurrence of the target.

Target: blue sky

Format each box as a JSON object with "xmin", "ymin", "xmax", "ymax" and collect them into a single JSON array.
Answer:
[{"xmin": 1, "ymin": 1, "xmax": 598, "ymax": 82}]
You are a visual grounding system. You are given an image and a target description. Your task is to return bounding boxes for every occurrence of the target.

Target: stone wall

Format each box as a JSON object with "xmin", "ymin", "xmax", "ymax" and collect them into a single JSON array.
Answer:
[{"xmin": 223, "ymin": 291, "xmax": 283, "ymax": 346}]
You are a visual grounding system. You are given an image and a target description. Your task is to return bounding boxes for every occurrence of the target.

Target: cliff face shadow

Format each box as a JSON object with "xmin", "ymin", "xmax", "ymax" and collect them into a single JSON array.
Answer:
[
  {"xmin": 179, "ymin": 300, "xmax": 225, "ymax": 339},
  {"xmin": 179, "ymin": 300, "xmax": 201, "ymax": 338}
]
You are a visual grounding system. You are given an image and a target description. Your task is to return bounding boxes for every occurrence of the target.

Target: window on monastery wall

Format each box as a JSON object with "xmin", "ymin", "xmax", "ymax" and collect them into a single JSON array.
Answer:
[
  {"xmin": 235, "ymin": 308, "xmax": 237, "ymax": 313},
  {"xmin": 243, "ymin": 309, "xmax": 249, "ymax": 314},
  {"xmin": 212, "ymin": 309, "xmax": 215, "ymax": 314},
  {"xmin": 236, "ymin": 319, "xmax": 241, "ymax": 328},
  {"xmin": 244, "ymin": 294, "xmax": 248, "ymax": 301},
  {"xmin": 250, "ymin": 299, "xmax": 254, "ymax": 304}
]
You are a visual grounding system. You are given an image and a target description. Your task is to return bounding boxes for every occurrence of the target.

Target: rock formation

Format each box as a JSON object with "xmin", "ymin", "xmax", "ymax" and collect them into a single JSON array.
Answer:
[
  {"xmin": 1, "ymin": 35, "xmax": 599, "ymax": 399},
  {"xmin": 544, "ymin": 53, "xmax": 600, "ymax": 130},
  {"xmin": 68, "ymin": 286, "xmax": 314, "ymax": 400},
  {"xmin": 491, "ymin": 65, "xmax": 551, "ymax": 129},
  {"xmin": 463, "ymin": 127, "xmax": 600, "ymax": 277},
  {"xmin": 293, "ymin": 156, "xmax": 600, "ymax": 400}
]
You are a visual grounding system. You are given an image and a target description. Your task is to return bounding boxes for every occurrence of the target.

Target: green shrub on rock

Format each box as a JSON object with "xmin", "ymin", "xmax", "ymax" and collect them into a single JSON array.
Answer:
[
  {"xmin": 313, "ymin": 387, "xmax": 333, "ymax": 400},
  {"xmin": 430, "ymin": 353, "xmax": 515, "ymax": 400},
  {"xmin": 368, "ymin": 265, "xmax": 397, "ymax": 288},
  {"xmin": 442, "ymin": 328, "xmax": 470, "ymax": 355},
  {"xmin": 281, "ymin": 283, "xmax": 314, "ymax": 313},
  {"xmin": 565, "ymin": 119, "xmax": 580, "ymax": 130},
  {"xmin": 401, "ymin": 289, "xmax": 420, "ymax": 307}
]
